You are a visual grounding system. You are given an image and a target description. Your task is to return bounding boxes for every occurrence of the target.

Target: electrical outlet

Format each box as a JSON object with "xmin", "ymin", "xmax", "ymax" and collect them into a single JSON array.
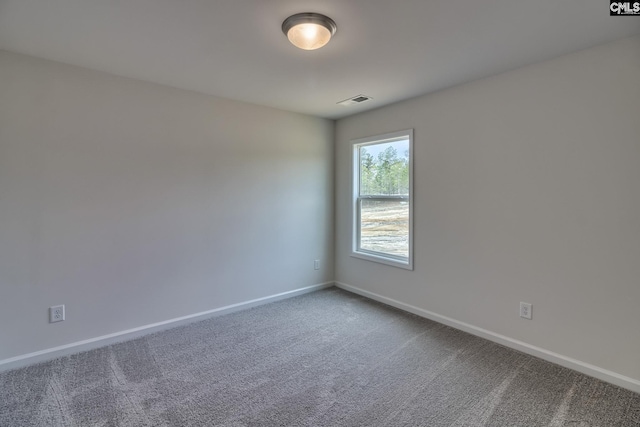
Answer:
[
  {"xmin": 519, "ymin": 302, "xmax": 532, "ymax": 320},
  {"xmin": 50, "ymin": 305, "xmax": 65, "ymax": 323},
  {"xmin": 314, "ymin": 259, "xmax": 320, "ymax": 270}
]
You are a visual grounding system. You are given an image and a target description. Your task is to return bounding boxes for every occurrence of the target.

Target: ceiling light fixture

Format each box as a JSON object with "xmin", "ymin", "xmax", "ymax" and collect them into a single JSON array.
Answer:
[{"xmin": 282, "ymin": 13, "xmax": 337, "ymax": 50}]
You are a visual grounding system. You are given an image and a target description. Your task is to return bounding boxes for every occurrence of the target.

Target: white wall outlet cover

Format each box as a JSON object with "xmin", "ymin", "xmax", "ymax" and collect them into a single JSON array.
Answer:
[
  {"xmin": 520, "ymin": 302, "xmax": 532, "ymax": 320},
  {"xmin": 50, "ymin": 305, "xmax": 65, "ymax": 323},
  {"xmin": 314, "ymin": 260, "xmax": 320, "ymax": 270}
]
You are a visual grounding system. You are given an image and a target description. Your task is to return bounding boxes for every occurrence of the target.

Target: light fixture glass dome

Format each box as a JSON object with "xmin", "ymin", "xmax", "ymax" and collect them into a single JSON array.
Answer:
[{"xmin": 282, "ymin": 13, "xmax": 337, "ymax": 50}]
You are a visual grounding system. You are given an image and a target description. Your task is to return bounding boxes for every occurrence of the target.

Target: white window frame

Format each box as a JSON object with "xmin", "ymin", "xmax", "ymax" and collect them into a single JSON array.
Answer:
[{"xmin": 351, "ymin": 129, "xmax": 414, "ymax": 270}]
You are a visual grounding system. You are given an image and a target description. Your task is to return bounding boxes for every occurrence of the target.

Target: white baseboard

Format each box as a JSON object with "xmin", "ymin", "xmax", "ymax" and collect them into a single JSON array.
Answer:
[
  {"xmin": 0, "ymin": 281, "xmax": 334, "ymax": 373},
  {"xmin": 335, "ymin": 281, "xmax": 640, "ymax": 394}
]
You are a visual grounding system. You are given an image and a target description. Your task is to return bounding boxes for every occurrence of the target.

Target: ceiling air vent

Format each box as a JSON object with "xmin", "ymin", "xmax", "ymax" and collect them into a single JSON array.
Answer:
[{"xmin": 337, "ymin": 94, "xmax": 373, "ymax": 106}]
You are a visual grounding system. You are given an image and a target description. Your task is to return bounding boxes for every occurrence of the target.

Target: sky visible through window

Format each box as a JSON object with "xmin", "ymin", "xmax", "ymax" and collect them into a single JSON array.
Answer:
[{"xmin": 360, "ymin": 140, "xmax": 409, "ymax": 161}]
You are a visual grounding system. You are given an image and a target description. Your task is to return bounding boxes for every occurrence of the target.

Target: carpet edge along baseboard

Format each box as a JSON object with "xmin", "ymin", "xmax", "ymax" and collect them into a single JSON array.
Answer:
[
  {"xmin": 0, "ymin": 282, "xmax": 334, "ymax": 372},
  {"xmin": 334, "ymin": 281, "xmax": 640, "ymax": 395}
]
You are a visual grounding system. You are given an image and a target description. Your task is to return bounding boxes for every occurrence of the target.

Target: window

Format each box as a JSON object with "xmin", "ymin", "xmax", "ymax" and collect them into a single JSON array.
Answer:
[{"xmin": 352, "ymin": 129, "xmax": 413, "ymax": 269}]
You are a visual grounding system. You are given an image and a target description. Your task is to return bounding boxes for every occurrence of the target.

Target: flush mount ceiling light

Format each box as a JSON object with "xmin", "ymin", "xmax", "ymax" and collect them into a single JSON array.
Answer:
[{"xmin": 282, "ymin": 13, "xmax": 337, "ymax": 50}]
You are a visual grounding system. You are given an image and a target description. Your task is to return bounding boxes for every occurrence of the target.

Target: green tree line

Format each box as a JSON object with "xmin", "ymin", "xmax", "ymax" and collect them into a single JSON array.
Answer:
[{"xmin": 360, "ymin": 145, "xmax": 409, "ymax": 195}]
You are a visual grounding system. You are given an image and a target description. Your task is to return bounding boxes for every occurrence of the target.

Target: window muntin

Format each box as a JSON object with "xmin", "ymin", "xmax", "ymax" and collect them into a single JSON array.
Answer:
[{"xmin": 352, "ymin": 130, "xmax": 413, "ymax": 269}]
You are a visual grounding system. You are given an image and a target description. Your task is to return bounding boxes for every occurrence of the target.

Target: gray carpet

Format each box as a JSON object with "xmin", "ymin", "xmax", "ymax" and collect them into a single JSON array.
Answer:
[{"xmin": 1, "ymin": 288, "xmax": 639, "ymax": 426}]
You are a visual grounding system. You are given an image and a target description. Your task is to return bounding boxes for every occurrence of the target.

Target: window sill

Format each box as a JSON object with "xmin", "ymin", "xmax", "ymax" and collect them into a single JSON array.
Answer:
[{"xmin": 350, "ymin": 250, "xmax": 413, "ymax": 270}]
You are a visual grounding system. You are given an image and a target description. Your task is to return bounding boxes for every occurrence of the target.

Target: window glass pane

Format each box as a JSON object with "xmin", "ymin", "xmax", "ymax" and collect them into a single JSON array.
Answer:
[
  {"xmin": 359, "ymin": 199, "xmax": 409, "ymax": 258},
  {"xmin": 352, "ymin": 129, "xmax": 413, "ymax": 269},
  {"xmin": 359, "ymin": 139, "xmax": 410, "ymax": 196}
]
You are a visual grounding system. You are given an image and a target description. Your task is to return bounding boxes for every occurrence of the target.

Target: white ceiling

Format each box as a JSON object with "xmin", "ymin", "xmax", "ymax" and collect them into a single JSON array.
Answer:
[{"xmin": 0, "ymin": 0, "xmax": 638, "ymax": 119}]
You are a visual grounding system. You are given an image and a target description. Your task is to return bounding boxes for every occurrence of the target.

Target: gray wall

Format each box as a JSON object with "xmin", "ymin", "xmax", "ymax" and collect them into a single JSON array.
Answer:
[
  {"xmin": 0, "ymin": 51, "xmax": 334, "ymax": 360},
  {"xmin": 335, "ymin": 36, "xmax": 640, "ymax": 381}
]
